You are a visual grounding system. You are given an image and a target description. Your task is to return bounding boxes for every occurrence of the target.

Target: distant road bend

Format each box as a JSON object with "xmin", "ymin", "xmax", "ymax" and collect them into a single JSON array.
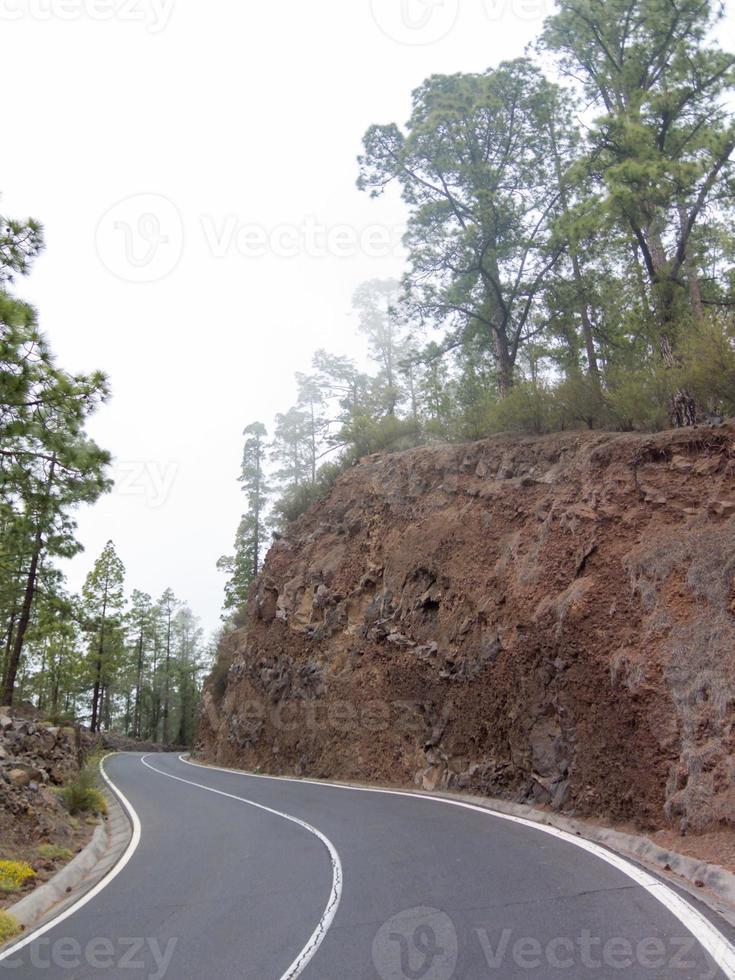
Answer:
[{"xmin": 2, "ymin": 753, "xmax": 735, "ymax": 979}]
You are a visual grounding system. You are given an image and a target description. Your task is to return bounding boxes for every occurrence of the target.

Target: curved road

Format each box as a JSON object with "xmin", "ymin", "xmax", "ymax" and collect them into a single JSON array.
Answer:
[{"xmin": 2, "ymin": 752, "xmax": 735, "ymax": 979}]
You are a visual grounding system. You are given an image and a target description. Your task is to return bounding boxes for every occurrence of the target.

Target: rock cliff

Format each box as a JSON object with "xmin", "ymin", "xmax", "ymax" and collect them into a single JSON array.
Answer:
[{"xmin": 198, "ymin": 426, "xmax": 735, "ymax": 835}]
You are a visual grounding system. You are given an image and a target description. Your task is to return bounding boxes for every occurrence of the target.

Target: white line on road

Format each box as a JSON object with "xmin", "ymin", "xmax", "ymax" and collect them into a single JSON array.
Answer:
[
  {"xmin": 139, "ymin": 755, "xmax": 343, "ymax": 980},
  {"xmin": 180, "ymin": 754, "xmax": 735, "ymax": 980},
  {"xmin": 0, "ymin": 754, "xmax": 143, "ymax": 964}
]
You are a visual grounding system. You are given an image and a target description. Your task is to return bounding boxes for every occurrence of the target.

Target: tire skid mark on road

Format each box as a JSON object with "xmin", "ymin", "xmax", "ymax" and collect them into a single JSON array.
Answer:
[{"xmin": 139, "ymin": 755, "xmax": 343, "ymax": 980}]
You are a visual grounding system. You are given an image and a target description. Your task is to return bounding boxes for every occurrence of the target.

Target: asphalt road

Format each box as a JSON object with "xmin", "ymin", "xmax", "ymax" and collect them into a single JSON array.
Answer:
[{"xmin": 2, "ymin": 752, "xmax": 735, "ymax": 979}]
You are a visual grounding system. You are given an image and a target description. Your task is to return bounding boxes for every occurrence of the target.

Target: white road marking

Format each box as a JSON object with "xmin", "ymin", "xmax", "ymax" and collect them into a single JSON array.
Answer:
[
  {"xmin": 139, "ymin": 755, "xmax": 343, "ymax": 980},
  {"xmin": 0, "ymin": 754, "xmax": 142, "ymax": 964},
  {"xmin": 180, "ymin": 754, "xmax": 735, "ymax": 980}
]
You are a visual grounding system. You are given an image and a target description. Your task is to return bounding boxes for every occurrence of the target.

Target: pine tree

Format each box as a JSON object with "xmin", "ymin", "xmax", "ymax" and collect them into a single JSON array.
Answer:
[
  {"xmin": 358, "ymin": 60, "xmax": 575, "ymax": 396},
  {"xmin": 1, "ymin": 299, "xmax": 111, "ymax": 703},
  {"xmin": 353, "ymin": 279, "xmax": 407, "ymax": 417},
  {"xmin": 82, "ymin": 541, "xmax": 125, "ymax": 733},
  {"xmin": 158, "ymin": 588, "xmax": 178, "ymax": 745},
  {"xmin": 540, "ymin": 0, "xmax": 735, "ymax": 424},
  {"xmin": 217, "ymin": 422, "xmax": 269, "ymax": 618},
  {"xmin": 126, "ymin": 590, "xmax": 153, "ymax": 739}
]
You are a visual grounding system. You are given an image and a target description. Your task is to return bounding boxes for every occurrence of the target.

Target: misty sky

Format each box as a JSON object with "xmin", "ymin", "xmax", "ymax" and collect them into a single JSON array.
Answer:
[{"xmin": 3, "ymin": 0, "xmax": 734, "ymax": 639}]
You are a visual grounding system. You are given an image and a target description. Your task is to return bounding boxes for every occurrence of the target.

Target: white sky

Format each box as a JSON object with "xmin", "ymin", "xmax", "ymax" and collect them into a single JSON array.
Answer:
[{"xmin": 3, "ymin": 0, "xmax": 734, "ymax": 638}]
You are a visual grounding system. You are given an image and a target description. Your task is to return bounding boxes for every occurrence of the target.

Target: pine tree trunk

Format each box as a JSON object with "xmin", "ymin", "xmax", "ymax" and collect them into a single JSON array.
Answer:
[
  {"xmin": 648, "ymin": 226, "xmax": 697, "ymax": 427},
  {"xmin": 1, "ymin": 528, "xmax": 43, "ymax": 705},
  {"xmin": 571, "ymin": 252, "xmax": 601, "ymax": 386},
  {"xmin": 133, "ymin": 633, "xmax": 144, "ymax": 738},
  {"xmin": 660, "ymin": 334, "xmax": 696, "ymax": 427},
  {"xmin": 547, "ymin": 120, "xmax": 601, "ymax": 387},
  {"xmin": 494, "ymin": 332, "xmax": 513, "ymax": 398},
  {"xmin": 90, "ymin": 661, "xmax": 102, "ymax": 733},
  {"xmin": 678, "ymin": 205, "xmax": 705, "ymax": 322},
  {"xmin": 51, "ymin": 667, "xmax": 60, "ymax": 717},
  {"xmin": 150, "ymin": 645, "xmax": 159, "ymax": 740},
  {"xmin": 2, "ymin": 604, "xmax": 18, "ymax": 689},
  {"xmin": 1, "ymin": 461, "xmax": 56, "ymax": 705},
  {"xmin": 105, "ymin": 685, "xmax": 112, "ymax": 729},
  {"xmin": 38, "ymin": 642, "xmax": 47, "ymax": 710},
  {"xmin": 90, "ymin": 631, "xmax": 105, "ymax": 733},
  {"xmin": 162, "ymin": 613, "xmax": 172, "ymax": 745}
]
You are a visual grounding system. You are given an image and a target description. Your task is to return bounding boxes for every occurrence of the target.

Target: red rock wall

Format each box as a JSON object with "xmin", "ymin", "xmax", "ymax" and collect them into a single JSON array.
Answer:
[{"xmin": 198, "ymin": 426, "xmax": 735, "ymax": 833}]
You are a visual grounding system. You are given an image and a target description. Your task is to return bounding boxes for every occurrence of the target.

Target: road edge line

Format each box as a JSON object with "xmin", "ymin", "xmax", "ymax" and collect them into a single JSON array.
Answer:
[
  {"xmin": 139, "ymin": 754, "xmax": 342, "ymax": 980},
  {"xmin": 180, "ymin": 754, "xmax": 735, "ymax": 980},
  {"xmin": 0, "ymin": 753, "xmax": 142, "ymax": 964}
]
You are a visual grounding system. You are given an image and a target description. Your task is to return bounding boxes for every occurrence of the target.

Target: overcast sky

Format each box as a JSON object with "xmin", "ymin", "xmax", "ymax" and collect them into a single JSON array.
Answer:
[{"xmin": 3, "ymin": 0, "xmax": 734, "ymax": 639}]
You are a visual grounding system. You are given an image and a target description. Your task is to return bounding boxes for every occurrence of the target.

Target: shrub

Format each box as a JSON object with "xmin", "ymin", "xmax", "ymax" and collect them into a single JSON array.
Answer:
[
  {"xmin": 0, "ymin": 861, "xmax": 35, "ymax": 894},
  {"xmin": 554, "ymin": 374, "xmax": 608, "ymax": 430},
  {"xmin": 59, "ymin": 767, "xmax": 107, "ymax": 817},
  {"xmin": 272, "ymin": 458, "xmax": 351, "ymax": 528},
  {"xmin": 0, "ymin": 911, "xmax": 20, "ymax": 945},
  {"xmin": 342, "ymin": 413, "xmax": 423, "ymax": 458},
  {"xmin": 605, "ymin": 364, "xmax": 673, "ymax": 431},
  {"xmin": 483, "ymin": 381, "xmax": 560, "ymax": 435},
  {"xmin": 679, "ymin": 316, "xmax": 735, "ymax": 416}
]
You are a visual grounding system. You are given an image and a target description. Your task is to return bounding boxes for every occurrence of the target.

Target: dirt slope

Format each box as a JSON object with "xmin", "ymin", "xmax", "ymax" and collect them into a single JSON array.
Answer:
[{"xmin": 198, "ymin": 426, "xmax": 735, "ymax": 839}]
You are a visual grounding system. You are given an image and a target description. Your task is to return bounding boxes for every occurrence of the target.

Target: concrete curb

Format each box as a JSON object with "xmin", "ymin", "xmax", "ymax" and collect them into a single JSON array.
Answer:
[
  {"xmin": 7, "ymin": 823, "xmax": 108, "ymax": 930},
  {"xmin": 3, "ymin": 760, "xmax": 133, "ymax": 937},
  {"xmin": 188, "ymin": 755, "xmax": 735, "ymax": 925}
]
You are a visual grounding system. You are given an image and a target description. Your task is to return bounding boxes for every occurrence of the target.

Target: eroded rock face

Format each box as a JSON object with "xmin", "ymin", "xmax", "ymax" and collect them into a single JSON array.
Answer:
[{"xmin": 198, "ymin": 426, "xmax": 735, "ymax": 833}]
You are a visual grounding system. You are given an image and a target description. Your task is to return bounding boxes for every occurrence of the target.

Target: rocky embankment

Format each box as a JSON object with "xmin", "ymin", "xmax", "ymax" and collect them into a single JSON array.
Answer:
[
  {"xmin": 199, "ymin": 426, "xmax": 735, "ymax": 839},
  {"xmin": 0, "ymin": 707, "xmax": 162, "ymax": 863},
  {"xmin": 0, "ymin": 709, "xmax": 93, "ymax": 870}
]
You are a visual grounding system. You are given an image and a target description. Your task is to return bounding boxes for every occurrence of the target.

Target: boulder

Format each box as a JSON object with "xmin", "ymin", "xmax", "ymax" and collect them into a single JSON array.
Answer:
[{"xmin": 8, "ymin": 768, "xmax": 31, "ymax": 788}]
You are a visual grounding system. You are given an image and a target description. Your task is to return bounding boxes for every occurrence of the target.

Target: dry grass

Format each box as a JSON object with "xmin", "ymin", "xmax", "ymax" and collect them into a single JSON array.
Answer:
[{"xmin": 0, "ymin": 911, "xmax": 20, "ymax": 945}]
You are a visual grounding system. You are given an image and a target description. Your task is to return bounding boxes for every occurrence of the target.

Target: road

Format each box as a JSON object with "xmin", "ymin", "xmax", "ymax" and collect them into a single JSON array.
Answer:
[{"xmin": 2, "ymin": 752, "xmax": 735, "ymax": 979}]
